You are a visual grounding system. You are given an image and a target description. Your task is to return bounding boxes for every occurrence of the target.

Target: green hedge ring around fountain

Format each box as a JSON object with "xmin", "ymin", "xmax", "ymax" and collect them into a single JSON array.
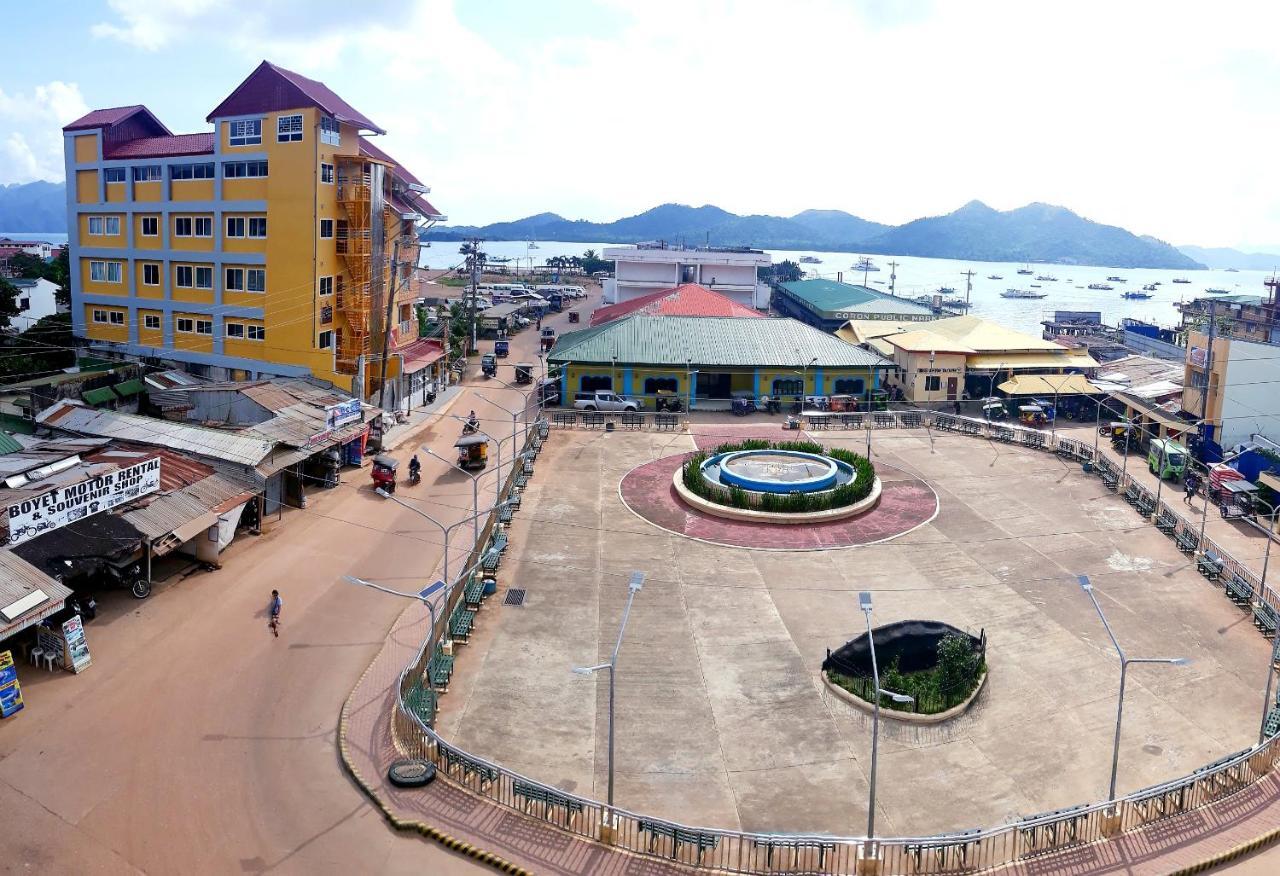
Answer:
[{"xmin": 675, "ymin": 440, "xmax": 881, "ymax": 524}]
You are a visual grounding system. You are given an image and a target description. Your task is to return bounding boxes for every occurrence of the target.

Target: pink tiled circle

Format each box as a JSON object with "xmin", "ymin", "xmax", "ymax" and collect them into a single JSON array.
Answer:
[{"xmin": 619, "ymin": 452, "xmax": 938, "ymax": 551}]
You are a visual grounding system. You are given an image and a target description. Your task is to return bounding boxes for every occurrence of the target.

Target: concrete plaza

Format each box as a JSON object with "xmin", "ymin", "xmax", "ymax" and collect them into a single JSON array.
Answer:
[{"xmin": 435, "ymin": 424, "xmax": 1274, "ymax": 839}]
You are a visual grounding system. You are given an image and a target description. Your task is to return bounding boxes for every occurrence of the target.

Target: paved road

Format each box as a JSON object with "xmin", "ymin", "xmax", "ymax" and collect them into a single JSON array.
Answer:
[{"xmin": 0, "ymin": 287, "xmax": 587, "ymax": 874}]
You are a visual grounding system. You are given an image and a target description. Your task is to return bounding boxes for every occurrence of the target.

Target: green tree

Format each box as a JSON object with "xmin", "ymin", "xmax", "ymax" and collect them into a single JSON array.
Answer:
[
  {"xmin": 935, "ymin": 634, "xmax": 981, "ymax": 704},
  {"xmin": 579, "ymin": 249, "xmax": 610, "ymax": 275},
  {"xmin": 0, "ymin": 277, "xmax": 20, "ymax": 329}
]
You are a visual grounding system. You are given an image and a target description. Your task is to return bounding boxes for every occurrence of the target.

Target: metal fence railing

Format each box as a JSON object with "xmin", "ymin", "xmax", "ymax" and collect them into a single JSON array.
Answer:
[{"xmin": 382, "ymin": 410, "xmax": 1280, "ymax": 874}]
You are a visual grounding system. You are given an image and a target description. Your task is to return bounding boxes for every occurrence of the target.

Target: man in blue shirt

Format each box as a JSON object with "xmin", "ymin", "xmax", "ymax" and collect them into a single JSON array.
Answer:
[{"xmin": 269, "ymin": 590, "xmax": 282, "ymax": 637}]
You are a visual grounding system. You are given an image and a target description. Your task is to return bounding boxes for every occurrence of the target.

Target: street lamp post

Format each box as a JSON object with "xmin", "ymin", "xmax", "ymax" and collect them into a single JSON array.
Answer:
[
  {"xmin": 1077, "ymin": 575, "xmax": 1189, "ymax": 802},
  {"xmin": 572, "ymin": 571, "xmax": 645, "ymax": 831},
  {"xmin": 475, "ymin": 391, "xmax": 527, "ymax": 455},
  {"xmin": 1256, "ymin": 498, "xmax": 1280, "ymax": 742},
  {"xmin": 374, "ymin": 486, "xmax": 508, "ymax": 583},
  {"xmin": 857, "ymin": 591, "xmax": 914, "ymax": 847},
  {"xmin": 423, "ymin": 446, "xmax": 484, "ymax": 547}
]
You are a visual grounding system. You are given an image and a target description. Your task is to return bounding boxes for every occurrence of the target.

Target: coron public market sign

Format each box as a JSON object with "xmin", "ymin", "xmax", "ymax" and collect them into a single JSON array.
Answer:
[{"xmin": 5, "ymin": 458, "xmax": 161, "ymax": 546}]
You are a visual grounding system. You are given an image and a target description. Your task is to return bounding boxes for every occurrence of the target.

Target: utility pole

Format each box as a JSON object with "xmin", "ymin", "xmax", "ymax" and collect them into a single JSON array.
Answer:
[
  {"xmin": 1202, "ymin": 299, "xmax": 1217, "ymax": 431},
  {"xmin": 962, "ymin": 270, "xmax": 975, "ymax": 310},
  {"xmin": 376, "ymin": 238, "xmax": 402, "ymax": 413},
  {"xmin": 464, "ymin": 237, "xmax": 484, "ymax": 355},
  {"xmin": 888, "ymin": 260, "xmax": 898, "ymax": 296}
]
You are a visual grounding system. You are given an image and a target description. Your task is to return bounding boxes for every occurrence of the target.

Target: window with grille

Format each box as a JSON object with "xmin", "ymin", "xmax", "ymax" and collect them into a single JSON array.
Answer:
[
  {"xmin": 772, "ymin": 378, "xmax": 803, "ymax": 397},
  {"xmin": 277, "ymin": 114, "xmax": 303, "ymax": 142},
  {"xmin": 834, "ymin": 378, "xmax": 866, "ymax": 395},
  {"xmin": 228, "ymin": 119, "xmax": 261, "ymax": 146},
  {"xmin": 320, "ymin": 116, "xmax": 340, "ymax": 146}
]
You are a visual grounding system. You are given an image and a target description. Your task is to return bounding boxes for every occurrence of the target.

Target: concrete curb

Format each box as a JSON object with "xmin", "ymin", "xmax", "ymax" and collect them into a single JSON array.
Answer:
[
  {"xmin": 337, "ymin": 641, "xmax": 532, "ymax": 876},
  {"xmin": 1168, "ymin": 824, "xmax": 1280, "ymax": 875},
  {"xmin": 822, "ymin": 669, "xmax": 987, "ymax": 725},
  {"xmin": 671, "ymin": 466, "xmax": 883, "ymax": 524}
]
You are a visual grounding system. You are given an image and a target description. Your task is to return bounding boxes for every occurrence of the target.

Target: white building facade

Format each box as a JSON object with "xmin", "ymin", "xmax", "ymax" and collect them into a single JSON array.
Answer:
[
  {"xmin": 9, "ymin": 277, "xmax": 62, "ymax": 328},
  {"xmin": 602, "ymin": 244, "xmax": 771, "ymax": 309}
]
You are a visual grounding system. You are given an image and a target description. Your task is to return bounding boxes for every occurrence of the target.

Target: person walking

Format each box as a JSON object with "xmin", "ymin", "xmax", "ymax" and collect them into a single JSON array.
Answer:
[
  {"xmin": 1184, "ymin": 473, "xmax": 1197, "ymax": 505},
  {"xmin": 268, "ymin": 589, "xmax": 282, "ymax": 637}
]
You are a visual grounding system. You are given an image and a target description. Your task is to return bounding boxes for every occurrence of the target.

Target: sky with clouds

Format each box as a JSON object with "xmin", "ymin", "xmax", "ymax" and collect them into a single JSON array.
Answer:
[{"xmin": 3, "ymin": 0, "xmax": 1279, "ymax": 249}]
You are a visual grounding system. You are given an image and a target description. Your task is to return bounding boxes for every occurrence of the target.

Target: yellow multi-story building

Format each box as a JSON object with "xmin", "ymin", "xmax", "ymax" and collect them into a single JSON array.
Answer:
[{"xmin": 63, "ymin": 61, "xmax": 445, "ymax": 401}]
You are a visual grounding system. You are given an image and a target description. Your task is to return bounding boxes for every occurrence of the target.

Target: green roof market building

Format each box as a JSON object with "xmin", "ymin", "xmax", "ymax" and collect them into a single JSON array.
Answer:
[
  {"xmin": 774, "ymin": 279, "xmax": 935, "ymax": 332},
  {"xmin": 546, "ymin": 315, "xmax": 892, "ymax": 410}
]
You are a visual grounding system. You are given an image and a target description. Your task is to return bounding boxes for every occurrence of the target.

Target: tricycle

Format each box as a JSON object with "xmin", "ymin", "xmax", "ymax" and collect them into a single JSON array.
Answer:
[
  {"xmin": 481, "ymin": 353, "xmax": 497, "ymax": 378},
  {"xmin": 494, "ymin": 340, "xmax": 510, "ymax": 358},
  {"xmin": 1018, "ymin": 404, "xmax": 1048, "ymax": 427},
  {"xmin": 567, "ymin": 311, "xmax": 580, "ymax": 324},
  {"xmin": 732, "ymin": 396, "xmax": 757, "ymax": 416},
  {"xmin": 455, "ymin": 434, "xmax": 489, "ymax": 471},
  {"xmin": 372, "ymin": 454, "xmax": 399, "ymax": 494},
  {"xmin": 514, "ymin": 362, "xmax": 533, "ymax": 385}
]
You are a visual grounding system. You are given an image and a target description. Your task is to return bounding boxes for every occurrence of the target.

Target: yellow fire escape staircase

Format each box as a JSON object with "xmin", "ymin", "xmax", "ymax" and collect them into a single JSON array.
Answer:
[{"xmin": 335, "ymin": 158, "xmax": 374, "ymax": 374}]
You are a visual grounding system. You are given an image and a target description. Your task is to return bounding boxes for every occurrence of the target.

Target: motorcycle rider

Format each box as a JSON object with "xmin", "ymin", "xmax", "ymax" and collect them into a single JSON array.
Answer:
[
  {"xmin": 408, "ymin": 454, "xmax": 421, "ymax": 483},
  {"xmin": 465, "ymin": 410, "xmax": 479, "ymax": 433}
]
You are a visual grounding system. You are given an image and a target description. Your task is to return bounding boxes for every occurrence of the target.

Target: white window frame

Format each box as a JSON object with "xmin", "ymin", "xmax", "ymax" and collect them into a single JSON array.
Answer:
[
  {"xmin": 319, "ymin": 276, "xmax": 333, "ymax": 296},
  {"xmin": 143, "ymin": 313, "xmax": 161, "ymax": 330},
  {"xmin": 319, "ymin": 219, "xmax": 334, "ymax": 239},
  {"xmin": 195, "ymin": 319, "xmax": 213, "ymax": 335},
  {"xmin": 320, "ymin": 116, "xmax": 341, "ymax": 146},
  {"xmin": 247, "ymin": 269, "xmax": 266, "ymax": 293},
  {"xmin": 225, "ymin": 268, "xmax": 244, "ymax": 291},
  {"xmin": 320, "ymin": 162, "xmax": 334, "ymax": 184},
  {"xmin": 174, "ymin": 217, "xmax": 193, "ymax": 237},
  {"xmin": 225, "ymin": 322, "xmax": 245, "ymax": 339},
  {"xmin": 225, "ymin": 217, "xmax": 245, "ymax": 238},
  {"xmin": 194, "ymin": 217, "xmax": 212, "ymax": 238},
  {"xmin": 132, "ymin": 165, "xmax": 162, "ymax": 182},
  {"xmin": 318, "ymin": 330, "xmax": 334, "ymax": 350},
  {"xmin": 141, "ymin": 216, "xmax": 159, "ymax": 237},
  {"xmin": 223, "ymin": 160, "xmax": 268, "ymax": 178},
  {"xmin": 142, "ymin": 263, "xmax": 160, "ymax": 286},
  {"xmin": 228, "ymin": 118, "xmax": 262, "ymax": 147},
  {"xmin": 88, "ymin": 216, "xmax": 104, "ymax": 235},
  {"xmin": 195, "ymin": 266, "xmax": 213, "ymax": 289},
  {"xmin": 248, "ymin": 217, "xmax": 267, "ymax": 239},
  {"xmin": 107, "ymin": 262, "xmax": 121, "ymax": 283},
  {"xmin": 277, "ymin": 114, "xmax": 303, "ymax": 143},
  {"xmin": 104, "ymin": 216, "xmax": 120, "ymax": 235},
  {"xmin": 108, "ymin": 310, "xmax": 125, "ymax": 325},
  {"xmin": 92, "ymin": 308, "xmax": 108, "ymax": 323},
  {"xmin": 176, "ymin": 317, "xmax": 194, "ymax": 333},
  {"xmin": 175, "ymin": 265, "xmax": 194, "ymax": 288},
  {"xmin": 104, "ymin": 167, "xmax": 126, "ymax": 183},
  {"xmin": 247, "ymin": 325, "xmax": 266, "ymax": 341}
]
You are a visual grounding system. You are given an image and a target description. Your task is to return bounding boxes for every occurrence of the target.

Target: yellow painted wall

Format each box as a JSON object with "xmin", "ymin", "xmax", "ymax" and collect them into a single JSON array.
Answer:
[
  {"xmin": 133, "ymin": 181, "xmax": 162, "ymax": 202},
  {"xmin": 74, "ymin": 133, "xmax": 98, "ymax": 164},
  {"xmin": 224, "ymin": 320, "xmax": 267, "ymax": 359},
  {"xmin": 223, "ymin": 178, "xmax": 267, "ymax": 201},
  {"xmin": 79, "ymin": 258, "xmax": 128, "ymax": 297},
  {"xmin": 138, "ymin": 310, "xmax": 164, "ymax": 347},
  {"xmin": 222, "ymin": 212, "xmax": 268, "ymax": 254},
  {"xmin": 171, "ymin": 263, "xmax": 215, "ymax": 304},
  {"xmin": 133, "ymin": 214, "xmax": 163, "ymax": 249},
  {"xmin": 79, "ymin": 213, "xmax": 127, "ymax": 249},
  {"xmin": 172, "ymin": 214, "xmax": 215, "ymax": 252},
  {"xmin": 170, "ymin": 180, "xmax": 214, "ymax": 201},
  {"xmin": 76, "ymin": 170, "xmax": 98, "ymax": 203},
  {"xmin": 104, "ymin": 181, "xmax": 127, "ymax": 203},
  {"xmin": 170, "ymin": 312, "xmax": 214, "ymax": 354},
  {"xmin": 84, "ymin": 305, "xmax": 129, "ymax": 342}
]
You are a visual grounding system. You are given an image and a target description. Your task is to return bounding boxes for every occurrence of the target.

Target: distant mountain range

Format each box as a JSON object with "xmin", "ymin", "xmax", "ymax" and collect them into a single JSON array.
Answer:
[
  {"xmin": 0, "ymin": 180, "xmax": 1224, "ymax": 270},
  {"xmin": 433, "ymin": 201, "xmax": 1202, "ymax": 269},
  {"xmin": 1176, "ymin": 245, "xmax": 1280, "ymax": 271},
  {"xmin": 0, "ymin": 181, "xmax": 66, "ymax": 233}
]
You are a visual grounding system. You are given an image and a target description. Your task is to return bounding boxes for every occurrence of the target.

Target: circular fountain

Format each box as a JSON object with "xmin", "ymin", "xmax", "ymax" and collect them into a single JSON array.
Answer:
[{"xmin": 673, "ymin": 445, "xmax": 881, "ymax": 524}]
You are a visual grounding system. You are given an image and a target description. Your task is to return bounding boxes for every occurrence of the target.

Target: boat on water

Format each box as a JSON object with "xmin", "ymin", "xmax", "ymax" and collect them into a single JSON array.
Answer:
[
  {"xmin": 852, "ymin": 257, "xmax": 880, "ymax": 272},
  {"xmin": 1172, "ymin": 277, "xmax": 1192, "ymax": 284},
  {"xmin": 1226, "ymin": 268, "xmax": 1240, "ymax": 272},
  {"xmin": 1016, "ymin": 266, "xmax": 1034, "ymax": 275},
  {"xmin": 489, "ymin": 256, "xmax": 512, "ymax": 263},
  {"xmin": 1122, "ymin": 291, "xmax": 1153, "ymax": 300},
  {"xmin": 1029, "ymin": 284, "xmax": 1042, "ymax": 288},
  {"xmin": 936, "ymin": 286, "xmax": 957, "ymax": 294},
  {"xmin": 1002, "ymin": 288, "xmax": 1048, "ymax": 299},
  {"xmin": 799, "ymin": 256, "xmax": 822, "ymax": 264},
  {"xmin": 1087, "ymin": 283, "xmax": 1115, "ymax": 291},
  {"xmin": 987, "ymin": 274, "xmax": 1003, "ymax": 280},
  {"xmin": 1204, "ymin": 288, "xmax": 1231, "ymax": 294},
  {"xmin": 1106, "ymin": 275, "xmax": 1126, "ymax": 283},
  {"xmin": 1142, "ymin": 284, "xmax": 1158, "ymax": 291},
  {"xmin": 872, "ymin": 280, "xmax": 886, "ymax": 285},
  {"xmin": 942, "ymin": 300, "xmax": 971, "ymax": 311},
  {"xmin": 1034, "ymin": 274, "xmax": 1057, "ymax": 282}
]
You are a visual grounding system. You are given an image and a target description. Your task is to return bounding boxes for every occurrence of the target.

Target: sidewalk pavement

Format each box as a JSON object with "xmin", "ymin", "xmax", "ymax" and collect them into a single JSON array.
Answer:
[{"xmin": 382, "ymin": 382, "xmax": 465, "ymax": 452}]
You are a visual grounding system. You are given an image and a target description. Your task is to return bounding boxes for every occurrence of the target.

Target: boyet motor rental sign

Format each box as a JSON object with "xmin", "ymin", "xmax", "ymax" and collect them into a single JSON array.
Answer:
[{"xmin": 5, "ymin": 457, "xmax": 161, "ymax": 546}]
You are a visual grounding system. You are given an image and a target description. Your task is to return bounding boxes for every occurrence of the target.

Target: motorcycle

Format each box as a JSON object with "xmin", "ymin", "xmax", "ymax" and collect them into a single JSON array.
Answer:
[
  {"xmin": 463, "ymin": 418, "xmax": 480, "ymax": 435},
  {"xmin": 408, "ymin": 466, "xmax": 422, "ymax": 486}
]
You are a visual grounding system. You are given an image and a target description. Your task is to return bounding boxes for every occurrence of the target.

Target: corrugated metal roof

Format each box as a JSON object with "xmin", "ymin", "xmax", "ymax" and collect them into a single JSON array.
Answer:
[
  {"xmin": 0, "ymin": 432, "xmax": 22, "ymax": 455},
  {"xmin": 780, "ymin": 279, "xmax": 934, "ymax": 318},
  {"xmin": 82, "ymin": 386, "xmax": 117, "ymax": 406},
  {"xmin": 123, "ymin": 473, "xmax": 254, "ymax": 540},
  {"xmin": 63, "ymin": 105, "xmax": 169, "ymax": 133},
  {"xmin": 998, "ymin": 374, "xmax": 1102, "ymax": 396},
  {"xmin": 590, "ymin": 284, "xmax": 765, "ymax": 326},
  {"xmin": 36, "ymin": 401, "xmax": 273, "ymax": 467},
  {"xmin": 0, "ymin": 550, "xmax": 72, "ymax": 636},
  {"xmin": 207, "ymin": 61, "xmax": 384, "ymax": 133},
  {"xmin": 104, "ymin": 133, "xmax": 215, "ymax": 159},
  {"xmin": 548, "ymin": 316, "xmax": 891, "ymax": 369},
  {"xmin": 144, "ymin": 369, "xmax": 209, "ymax": 390}
]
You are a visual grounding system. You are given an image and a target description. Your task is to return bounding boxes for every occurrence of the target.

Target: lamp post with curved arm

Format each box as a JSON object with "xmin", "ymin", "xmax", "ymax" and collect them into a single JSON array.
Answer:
[
  {"xmin": 422, "ymin": 446, "xmax": 484, "ymax": 548},
  {"xmin": 857, "ymin": 591, "xmax": 914, "ymax": 847}
]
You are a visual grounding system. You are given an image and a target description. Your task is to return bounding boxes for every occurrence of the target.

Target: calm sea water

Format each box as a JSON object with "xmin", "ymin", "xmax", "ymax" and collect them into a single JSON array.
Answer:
[{"xmin": 420, "ymin": 238, "xmax": 1273, "ymax": 335}]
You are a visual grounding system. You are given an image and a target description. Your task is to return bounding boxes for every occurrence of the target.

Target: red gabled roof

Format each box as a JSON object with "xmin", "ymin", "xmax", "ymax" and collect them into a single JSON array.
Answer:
[
  {"xmin": 207, "ymin": 60, "xmax": 385, "ymax": 134},
  {"xmin": 104, "ymin": 133, "xmax": 216, "ymax": 159},
  {"xmin": 359, "ymin": 136, "xmax": 443, "ymax": 219},
  {"xmin": 64, "ymin": 104, "xmax": 171, "ymax": 134},
  {"xmin": 589, "ymin": 284, "xmax": 764, "ymax": 327}
]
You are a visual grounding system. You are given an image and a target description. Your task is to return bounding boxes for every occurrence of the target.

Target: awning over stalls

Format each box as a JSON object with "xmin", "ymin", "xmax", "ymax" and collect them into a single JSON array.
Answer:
[
  {"xmin": 969, "ymin": 352, "xmax": 1099, "ymax": 370},
  {"xmin": 0, "ymin": 551, "xmax": 73, "ymax": 640},
  {"xmin": 998, "ymin": 373, "xmax": 1101, "ymax": 396}
]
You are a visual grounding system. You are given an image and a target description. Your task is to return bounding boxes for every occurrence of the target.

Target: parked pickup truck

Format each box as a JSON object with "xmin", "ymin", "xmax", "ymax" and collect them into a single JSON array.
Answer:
[{"xmin": 573, "ymin": 391, "xmax": 645, "ymax": 412}]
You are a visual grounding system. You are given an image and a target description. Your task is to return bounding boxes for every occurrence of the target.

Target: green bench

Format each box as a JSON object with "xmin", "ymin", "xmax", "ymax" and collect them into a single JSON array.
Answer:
[
  {"xmin": 841, "ymin": 413, "xmax": 863, "ymax": 429},
  {"xmin": 512, "ymin": 780, "xmax": 585, "ymax": 825},
  {"xmin": 1175, "ymin": 529, "xmax": 1199, "ymax": 554},
  {"xmin": 491, "ymin": 531, "xmax": 508, "ymax": 553},
  {"xmin": 515, "ymin": 473, "xmax": 529, "ymax": 489},
  {"xmin": 481, "ymin": 548, "xmax": 501, "ymax": 574},
  {"xmin": 463, "ymin": 575, "xmax": 485, "ymax": 607},
  {"xmin": 904, "ymin": 829, "xmax": 981, "ymax": 871},
  {"xmin": 522, "ymin": 457, "xmax": 534, "ymax": 475},
  {"xmin": 1254, "ymin": 601, "xmax": 1279, "ymax": 636},
  {"xmin": 637, "ymin": 819, "xmax": 720, "ymax": 862},
  {"xmin": 498, "ymin": 504, "xmax": 515, "ymax": 524},
  {"xmin": 1156, "ymin": 509, "xmax": 1178, "ymax": 535},
  {"xmin": 1264, "ymin": 708, "xmax": 1280, "ymax": 738},
  {"xmin": 506, "ymin": 491, "xmax": 522, "ymax": 510},
  {"xmin": 1226, "ymin": 572, "xmax": 1254, "ymax": 606},
  {"xmin": 450, "ymin": 607, "xmax": 476, "ymax": 642},
  {"xmin": 1197, "ymin": 551, "xmax": 1224, "ymax": 582},
  {"xmin": 1136, "ymin": 494, "xmax": 1157, "ymax": 517},
  {"xmin": 553, "ymin": 411, "xmax": 575, "ymax": 428},
  {"xmin": 429, "ymin": 652, "xmax": 455, "ymax": 687},
  {"xmin": 654, "ymin": 413, "xmax": 678, "ymax": 430},
  {"xmin": 1101, "ymin": 470, "xmax": 1119, "ymax": 492},
  {"xmin": 1021, "ymin": 431, "xmax": 1045, "ymax": 448},
  {"xmin": 753, "ymin": 837, "xmax": 837, "ymax": 870},
  {"xmin": 1124, "ymin": 483, "xmax": 1142, "ymax": 505},
  {"xmin": 404, "ymin": 682, "xmax": 437, "ymax": 725},
  {"xmin": 439, "ymin": 745, "xmax": 498, "ymax": 785},
  {"xmin": 901, "ymin": 412, "xmax": 923, "ymax": 428}
]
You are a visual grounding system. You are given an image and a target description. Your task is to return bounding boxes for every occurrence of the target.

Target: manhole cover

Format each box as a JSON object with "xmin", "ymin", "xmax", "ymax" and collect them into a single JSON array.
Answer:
[{"xmin": 505, "ymin": 589, "xmax": 527, "ymax": 606}]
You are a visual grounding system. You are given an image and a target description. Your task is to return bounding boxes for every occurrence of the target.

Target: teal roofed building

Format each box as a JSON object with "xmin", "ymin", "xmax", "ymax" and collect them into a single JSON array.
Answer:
[
  {"xmin": 546, "ymin": 315, "xmax": 892, "ymax": 410},
  {"xmin": 774, "ymin": 279, "xmax": 935, "ymax": 332}
]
